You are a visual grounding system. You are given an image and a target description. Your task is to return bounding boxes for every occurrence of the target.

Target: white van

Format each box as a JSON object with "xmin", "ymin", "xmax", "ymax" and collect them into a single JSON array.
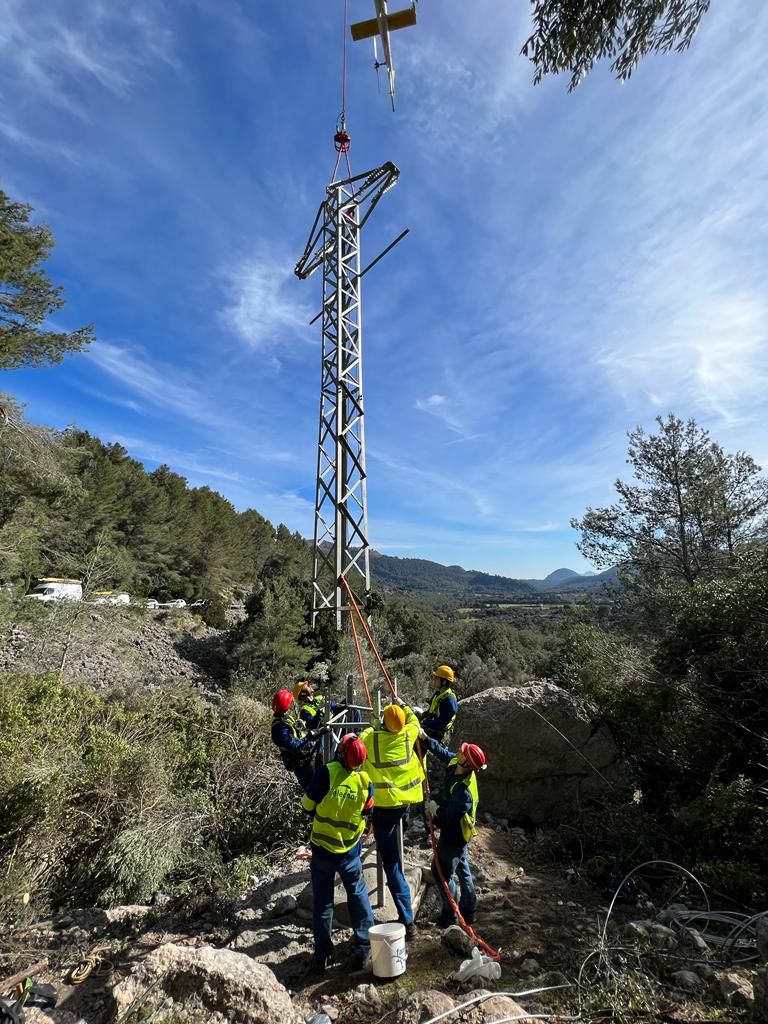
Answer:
[
  {"xmin": 92, "ymin": 591, "xmax": 131, "ymax": 606},
  {"xmin": 27, "ymin": 578, "xmax": 83, "ymax": 603}
]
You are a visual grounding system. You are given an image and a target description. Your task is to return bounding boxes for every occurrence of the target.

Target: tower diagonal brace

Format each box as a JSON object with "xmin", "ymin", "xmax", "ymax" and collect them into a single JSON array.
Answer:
[{"xmin": 296, "ymin": 162, "xmax": 400, "ymax": 631}]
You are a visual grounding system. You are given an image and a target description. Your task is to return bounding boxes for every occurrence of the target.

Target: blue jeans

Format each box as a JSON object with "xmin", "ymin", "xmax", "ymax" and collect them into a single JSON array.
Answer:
[
  {"xmin": 372, "ymin": 808, "xmax": 413, "ymax": 926},
  {"xmin": 310, "ymin": 842, "xmax": 374, "ymax": 963},
  {"xmin": 433, "ymin": 838, "xmax": 477, "ymax": 925}
]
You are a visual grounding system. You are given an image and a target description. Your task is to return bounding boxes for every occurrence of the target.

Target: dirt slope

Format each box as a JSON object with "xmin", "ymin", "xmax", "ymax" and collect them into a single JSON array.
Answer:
[{"xmin": 0, "ymin": 606, "xmax": 228, "ymax": 694}]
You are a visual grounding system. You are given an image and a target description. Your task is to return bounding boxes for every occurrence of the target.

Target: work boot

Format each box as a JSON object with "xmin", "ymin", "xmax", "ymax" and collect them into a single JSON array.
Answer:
[
  {"xmin": 354, "ymin": 951, "xmax": 372, "ymax": 971},
  {"xmin": 404, "ymin": 922, "xmax": 417, "ymax": 941},
  {"xmin": 306, "ymin": 954, "xmax": 330, "ymax": 976}
]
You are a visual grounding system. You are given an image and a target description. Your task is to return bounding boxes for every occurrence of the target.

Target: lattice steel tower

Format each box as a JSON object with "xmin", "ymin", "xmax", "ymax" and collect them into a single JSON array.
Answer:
[{"xmin": 295, "ymin": 161, "xmax": 402, "ymax": 630}]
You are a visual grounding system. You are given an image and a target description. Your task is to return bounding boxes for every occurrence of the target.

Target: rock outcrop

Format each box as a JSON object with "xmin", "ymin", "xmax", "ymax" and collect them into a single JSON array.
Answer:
[
  {"xmin": 111, "ymin": 943, "xmax": 303, "ymax": 1024},
  {"xmin": 394, "ymin": 989, "xmax": 536, "ymax": 1024},
  {"xmin": 453, "ymin": 682, "xmax": 629, "ymax": 822}
]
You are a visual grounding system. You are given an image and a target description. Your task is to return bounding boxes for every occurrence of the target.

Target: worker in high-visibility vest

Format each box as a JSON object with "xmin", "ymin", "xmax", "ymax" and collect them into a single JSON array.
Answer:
[
  {"xmin": 301, "ymin": 734, "xmax": 375, "ymax": 973},
  {"xmin": 420, "ymin": 664, "xmax": 458, "ymax": 741},
  {"xmin": 419, "ymin": 734, "xmax": 487, "ymax": 927},
  {"xmin": 417, "ymin": 665, "xmax": 459, "ymax": 832},
  {"xmin": 293, "ymin": 679, "xmax": 361, "ymax": 729},
  {"xmin": 358, "ymin": 701, "xmax": 425, "ymax": 940},
  {"xmin": 270, "ymin": 689, "xmax": 328, "ymax": 791}
]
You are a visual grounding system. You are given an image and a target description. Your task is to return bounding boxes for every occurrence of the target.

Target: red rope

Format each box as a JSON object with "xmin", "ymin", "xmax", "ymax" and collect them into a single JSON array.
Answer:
[
  {"xmin": 341, "ymin": 0, "xmax": 349, "ymax": 123},
  {"xmin": 340, "ymin": 576, "xmax": 397, "ymax": 698},
  {"xmin": 348, "ymin": 596, "xmax": 373, "ymax": 710},
  {"xmin": 340, "ymin": 577, "xmax": 500, "ymax": 958},
  {"xmin": 418, "ymin": 744, "xmax": 502, "ymax": 963},
  {"xmin": 330, "ymin": 0, "xmax": 352, "ymax": 182}
]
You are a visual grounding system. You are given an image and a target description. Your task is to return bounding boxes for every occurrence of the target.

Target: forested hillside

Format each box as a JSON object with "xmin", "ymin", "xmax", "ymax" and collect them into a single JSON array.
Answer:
[
  {"xmin": 0, "ymin": 395, "xmax": 284, "ymax": 601},
  {"xmin": 369, "ymin": 552, "xmax": 537, "ymax": 596}
]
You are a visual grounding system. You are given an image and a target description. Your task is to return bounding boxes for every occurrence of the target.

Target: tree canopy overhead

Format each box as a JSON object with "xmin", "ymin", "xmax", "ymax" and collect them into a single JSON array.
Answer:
[
  {"xmin": 0, "ymin": 185, "xmax": 93, "ymax": 370},
  {"xmin": 522, "ymin": 0, "xmax": 711, "ymax": 90}
]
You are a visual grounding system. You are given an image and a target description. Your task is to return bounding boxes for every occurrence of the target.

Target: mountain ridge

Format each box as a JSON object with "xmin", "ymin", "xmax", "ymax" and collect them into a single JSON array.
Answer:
[{"xmin": 369, "ymin": 551, "xmax": 617, "ymax": 597}]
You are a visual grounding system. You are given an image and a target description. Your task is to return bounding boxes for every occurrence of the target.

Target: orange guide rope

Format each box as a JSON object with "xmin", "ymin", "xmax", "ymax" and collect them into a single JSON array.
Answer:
[
  {"xmin": 340, "ymin": 574, "xmax": 501, "ymax": 962},
  {"xmin": 347, "ymin": 595, "xmax": 373, "ymax": 710},
  {"xmin": 340, "ymin": 576, "xmax": 397, "ymax": 698}
]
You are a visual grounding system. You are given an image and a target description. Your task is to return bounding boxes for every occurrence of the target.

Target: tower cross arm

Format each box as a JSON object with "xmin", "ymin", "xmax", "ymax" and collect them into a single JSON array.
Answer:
[
  {"xmin": 294, "ymin": 201, "xmax": 329, "ymax": 281},
  {"xmin": 331, "ymin": 161, "xmax": 400, "ymax": 230},
  {"xmin": 294, "ymin": 161, "xmax": 401, "ymax": 281}
]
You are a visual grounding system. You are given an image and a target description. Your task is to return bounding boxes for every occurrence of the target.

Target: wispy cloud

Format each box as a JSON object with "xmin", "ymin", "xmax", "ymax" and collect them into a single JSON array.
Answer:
[
  {"xmin": 106, "ymin": 433, "xmax": 244, "ymax": 484},
  {"xmin": 398, "ymin": 3, "xmax": 538, "ymax": 161},
  {"xmin": 0, "ymin": 120, "xmax": 82, "ymax": 165},
  {"xmin": 0, "ymin": 0, "xmax": 177, "ymax": 118},
  {"xmin": 414, "ymin": 393, "xmax": 478, "ymax": 438},
  {"xmin": 219, "ymin": 250, "xmax": 312, "ymax": 351},
  {"xmin": 76, "ymin": 383, "xmax": 144, "ymax": 415},
  {"xmin": 86, "ymin": 341, "xmax": 224, "ymax": 426},
  {"xmin": 370, "ymin": 448, "xmax": 495, "ymax": 519}
]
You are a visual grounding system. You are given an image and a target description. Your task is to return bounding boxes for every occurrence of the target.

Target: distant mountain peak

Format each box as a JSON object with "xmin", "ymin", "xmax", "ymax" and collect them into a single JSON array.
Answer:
[{"xmin": 543, "ymin": 568, "xmax": 579, "ymax": 584}]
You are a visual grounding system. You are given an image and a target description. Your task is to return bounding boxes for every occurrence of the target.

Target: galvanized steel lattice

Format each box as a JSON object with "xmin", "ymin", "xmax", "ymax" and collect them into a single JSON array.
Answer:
[{"xmin": 295, "ymin": 162, "xmax": 400, "ymax": 629}]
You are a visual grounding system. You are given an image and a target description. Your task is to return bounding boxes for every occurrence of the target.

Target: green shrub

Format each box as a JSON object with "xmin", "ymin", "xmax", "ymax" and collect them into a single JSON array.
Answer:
[
  {"xmin": 201, "ymin": 596, "xmax": 227, "ymax": 630},
  {"xmin": 0, "ymin": 674, "xmax": 306, "ymax": 923}
]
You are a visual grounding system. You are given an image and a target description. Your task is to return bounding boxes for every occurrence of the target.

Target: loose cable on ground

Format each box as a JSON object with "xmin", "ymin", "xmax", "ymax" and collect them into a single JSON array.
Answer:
[{"xmin": 597, "ymin": 860, "xmax": 709, "ymax": 970}]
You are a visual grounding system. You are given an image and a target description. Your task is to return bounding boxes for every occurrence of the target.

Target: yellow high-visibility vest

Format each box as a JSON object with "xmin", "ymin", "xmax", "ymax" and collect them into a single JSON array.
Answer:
[
  {"xmin": 271, "ymin": 710, "xmax": 307, "ymax": 740},
  {"xmin": 427, "ymin": 687, "xmax": 457, "ymax": 734},
  {"xmin": 300, "ymin": 694, "xmax": 327, "ymax": 724},
  {"xmin": 301, "ymin": 760, "xmax": 371, "ymax": 854},
  {"xmin": 447, "ymin": 757, "xmax": 479, "ymax": 843},
  {"xmin": 359, "ymin": 709, "xmax": 425, "ymax": 809}
]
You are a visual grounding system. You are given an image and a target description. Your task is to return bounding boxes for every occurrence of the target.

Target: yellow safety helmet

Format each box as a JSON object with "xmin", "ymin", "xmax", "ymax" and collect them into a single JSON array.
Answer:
[
  {"xmin": 433, "ymin": 664, "xmax": 455, "ymax": 684},
  {"xmin": 292, "ymin": 680, "xmax": 311, "ymax": 699},
  {"xmin": 383, "ymin": 704, "xmax": 406, "ymax": 733}
]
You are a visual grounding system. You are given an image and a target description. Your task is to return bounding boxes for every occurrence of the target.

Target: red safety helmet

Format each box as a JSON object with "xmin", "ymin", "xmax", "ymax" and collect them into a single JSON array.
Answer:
[
  {"xmin": 272, "ymin": 689, "xmax": 294, "ymax": 715},
  {"xmin": 339, "ymin": 734, "xmax": 367, "ymax": 769},
  {"xmin": 460, "ymin": 742, "xmax": 487, "ymax": 772}
]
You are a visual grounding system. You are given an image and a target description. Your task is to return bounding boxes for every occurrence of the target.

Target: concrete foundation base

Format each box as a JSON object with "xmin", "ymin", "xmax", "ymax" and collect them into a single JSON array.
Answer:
[{"xmin": 296, "ymin": 842, "xmax": 429, "ymax": 927}]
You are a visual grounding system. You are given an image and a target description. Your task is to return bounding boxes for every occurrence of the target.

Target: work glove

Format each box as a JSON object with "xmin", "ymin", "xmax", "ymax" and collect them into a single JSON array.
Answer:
[
  {"xmin": 425, "ymin": 799, "xmax": 439, "ymax": 817},
  {"xmin": 412, "ymin": 706, "xmax": 424, "ymax": 717},
  {"xmin": 309, "ymin": 724, "xmax": 332, "ymax": 739}
]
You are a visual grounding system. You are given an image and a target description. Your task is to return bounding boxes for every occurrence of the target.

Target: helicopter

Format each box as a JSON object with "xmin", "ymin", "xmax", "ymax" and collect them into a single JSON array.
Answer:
[{"xmin": 350, "ymin": 0, "xmax": 417, "ymax": 110}]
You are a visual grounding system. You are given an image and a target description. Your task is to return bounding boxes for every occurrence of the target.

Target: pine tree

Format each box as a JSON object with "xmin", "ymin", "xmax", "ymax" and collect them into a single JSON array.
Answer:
[{"xmin": 1, "ymin": 186, "xmax": 93, "ymax": 369}]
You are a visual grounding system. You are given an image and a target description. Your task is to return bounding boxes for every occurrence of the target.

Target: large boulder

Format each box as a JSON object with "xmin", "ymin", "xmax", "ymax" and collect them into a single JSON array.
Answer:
[
  {"xmin": 453, "ymin": 682, "xmax": 629, "ymax": 822},
  {"xmin": 111, "ymin": 943, "xmax": 302, "ymax": 1024}
]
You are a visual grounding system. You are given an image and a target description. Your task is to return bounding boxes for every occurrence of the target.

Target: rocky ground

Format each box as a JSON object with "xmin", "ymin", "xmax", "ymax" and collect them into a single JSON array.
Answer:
[
  {"xmin": 0, "ymin": 605, "xmax": 228, "ymax": 694},
  {"xmin": 3, "ymin": 817, "xmax": 766, "ymax": 1024}
]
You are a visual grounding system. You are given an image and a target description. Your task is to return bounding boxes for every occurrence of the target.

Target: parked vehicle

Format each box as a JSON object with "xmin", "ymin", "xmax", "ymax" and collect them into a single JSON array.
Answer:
[
  {"xmin": 145, "ymin": 598, "xmax": 160, "ymax": 609},
  {"xmin": 92, "ymin": 591, "xmax": 131, "ymax": 606},
  {"xmin": 26, "ymin": 579, "xmax": 83, "ymax": 603},
  {"xmin": 166, "ymin": 599, "xmax": 187, "ymax": 608}
]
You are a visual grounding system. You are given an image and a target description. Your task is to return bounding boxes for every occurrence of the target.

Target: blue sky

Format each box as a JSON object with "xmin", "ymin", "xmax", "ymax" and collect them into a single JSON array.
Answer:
[{"xmin": 2, "ymin": 0, "xmax": 767, "ymax": 578}]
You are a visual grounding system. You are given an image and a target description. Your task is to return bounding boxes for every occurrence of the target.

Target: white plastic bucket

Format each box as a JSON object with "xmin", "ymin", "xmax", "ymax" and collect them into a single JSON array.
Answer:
[{"xmin": 369, "ymin": 922, "xmax": 407, "ymax": 979}]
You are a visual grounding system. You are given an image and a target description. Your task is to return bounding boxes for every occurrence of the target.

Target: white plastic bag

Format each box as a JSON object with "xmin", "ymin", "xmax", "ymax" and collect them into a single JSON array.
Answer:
[{"xmin": 450, "ymin": 946, "xmax": 502, "ymax": 983}]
